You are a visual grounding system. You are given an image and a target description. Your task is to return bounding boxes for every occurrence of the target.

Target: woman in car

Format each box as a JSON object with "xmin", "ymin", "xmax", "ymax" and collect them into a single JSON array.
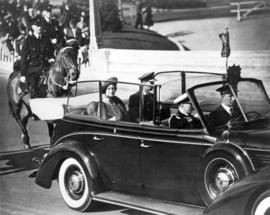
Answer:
[{"xmin": 101, "ymin": 77, "xmax": 129, "ymax": 121}]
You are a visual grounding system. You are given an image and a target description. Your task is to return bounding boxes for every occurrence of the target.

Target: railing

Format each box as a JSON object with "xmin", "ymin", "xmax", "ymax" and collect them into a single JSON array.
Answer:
[
  {"xmin": 0, "ymin": 42, "xmax": 14, "ymax": 63},
  {"xmin": 230, "ymin": 0, "xmax": 270, "ymax": 21}
]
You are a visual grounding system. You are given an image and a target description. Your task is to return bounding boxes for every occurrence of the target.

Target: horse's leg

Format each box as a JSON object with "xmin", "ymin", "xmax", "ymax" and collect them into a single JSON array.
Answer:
[
  {"xmin": 47, "ymin": 122, "xmax": 54, "ymax": 147},
  {"xmin": 19, "ymin": 103, "xmax": 31, "ymax": 149},
  {"xmin": 21, "ymin": 117, "xmax": 30, "ymax": 149}
]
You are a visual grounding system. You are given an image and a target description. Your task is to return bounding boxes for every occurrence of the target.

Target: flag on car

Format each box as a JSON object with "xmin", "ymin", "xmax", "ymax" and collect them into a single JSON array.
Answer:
[{"xmin": 219, "ymin": 28, "xmax": 231, "ymax": 58}]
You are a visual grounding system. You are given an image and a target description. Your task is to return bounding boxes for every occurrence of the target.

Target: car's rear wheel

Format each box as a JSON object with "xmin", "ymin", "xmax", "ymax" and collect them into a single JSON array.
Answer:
[
  {"xmin": 58, "ymin": 157, "xmax": 94, "ymax": 212},
  {"xmin": 251, "ymin": 190, "xmax": 270, "ymax": 215},
  {"xmin": 199, "ymin": 152, "xmax": 250, "ymax": 205}
]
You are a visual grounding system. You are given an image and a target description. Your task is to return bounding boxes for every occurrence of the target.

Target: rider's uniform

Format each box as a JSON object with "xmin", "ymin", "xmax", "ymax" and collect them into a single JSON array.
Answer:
[{"xmin": 20, "ymin": 34, "xmax": 45, "ymax": 98}]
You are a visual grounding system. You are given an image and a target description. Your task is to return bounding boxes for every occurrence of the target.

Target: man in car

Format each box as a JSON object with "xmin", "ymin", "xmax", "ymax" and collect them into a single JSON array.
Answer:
[
  {"xmin": 129, "ymin": 72, "xmax": 155, "ymax": 122},
  {"xmin": 208, "ymin": 85, "xmax": 239, "ymax": 128},
  {"xmin": 169, "ymin": 93, "xmax": 201, "ymax": 129}
]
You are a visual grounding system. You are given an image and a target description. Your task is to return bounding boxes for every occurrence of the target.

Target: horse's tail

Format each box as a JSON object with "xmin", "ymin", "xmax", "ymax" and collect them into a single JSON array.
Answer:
[{"xmin": 6, "ymin": 69, "xmax": 23, "ymax": 119}]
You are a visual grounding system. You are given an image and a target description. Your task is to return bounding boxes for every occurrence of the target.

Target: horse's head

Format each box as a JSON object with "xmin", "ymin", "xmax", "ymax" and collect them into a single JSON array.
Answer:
[
  {"xmin": 66, "ymin": 65, "xmax": 80, "ymax": 82},
  {"xmin": 63, "ymin": 39, "xmax": 80, "ymax": 82},
  {"xmin": 48, "ymin": 43, "xmax": 81, "ymax": 96}
]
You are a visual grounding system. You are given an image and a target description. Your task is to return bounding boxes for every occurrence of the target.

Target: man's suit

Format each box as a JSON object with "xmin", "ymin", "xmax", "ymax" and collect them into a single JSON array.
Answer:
[
  {"xmin": 129, "ymin": 91, "xmax": 154, "ymax": 122},
  {"xmin": 208, "ymin": 105, "xmax": 233, "ymax": 128}
]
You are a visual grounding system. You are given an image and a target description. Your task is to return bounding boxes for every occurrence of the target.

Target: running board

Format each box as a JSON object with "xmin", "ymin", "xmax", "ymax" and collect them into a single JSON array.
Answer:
[{"xmin": 93, "ymin": 191, "xmax": 203, "ymax": 215}]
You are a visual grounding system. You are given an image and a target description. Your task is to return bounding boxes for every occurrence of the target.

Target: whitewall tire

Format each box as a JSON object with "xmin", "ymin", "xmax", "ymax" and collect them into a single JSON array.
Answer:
[{"xmin": 58, "ymin": 157, "xmax": 93, "ymax": 211}]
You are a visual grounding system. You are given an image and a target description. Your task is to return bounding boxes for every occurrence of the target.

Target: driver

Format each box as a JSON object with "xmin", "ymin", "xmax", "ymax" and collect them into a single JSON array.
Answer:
[{"xmin": 208, "ymin": 85, "xmax": 239, "ymax": 128}]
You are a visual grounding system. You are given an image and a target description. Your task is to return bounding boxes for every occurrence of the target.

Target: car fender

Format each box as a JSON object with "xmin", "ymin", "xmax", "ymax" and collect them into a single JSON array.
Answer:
[
  {"xmin": 35, "ymin": 140, "xmax": 99, "ymax": 189},
  {"xmin": 202, "ymin": 142, "xmax": 255, "ymax": 174}
]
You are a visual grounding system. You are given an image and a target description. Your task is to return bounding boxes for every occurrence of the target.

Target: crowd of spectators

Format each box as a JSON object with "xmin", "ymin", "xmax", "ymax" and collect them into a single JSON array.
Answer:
[{"xmin": 0, "ymin": 0, "xmax": 90, "ymax": 59}]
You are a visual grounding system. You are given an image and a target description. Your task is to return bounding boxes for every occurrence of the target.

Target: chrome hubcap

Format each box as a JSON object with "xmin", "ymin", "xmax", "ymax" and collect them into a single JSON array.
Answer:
[
  {"xmin": 215, "ymin": 167, "xmax": 236, "ymax": 191},
  {"xmin": 67, "ymin": 170, "xmax": 84, "ymax": 196},
  {"xmin": 206, "ymin": 158, "xmax": 239, "ymax": 200}
]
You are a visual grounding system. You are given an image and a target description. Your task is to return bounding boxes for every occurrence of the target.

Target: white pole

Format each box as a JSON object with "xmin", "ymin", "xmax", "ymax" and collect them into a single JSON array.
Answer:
[{"xmin": 89, "ymin": 0, "xmax": 98, "ymax": 50}]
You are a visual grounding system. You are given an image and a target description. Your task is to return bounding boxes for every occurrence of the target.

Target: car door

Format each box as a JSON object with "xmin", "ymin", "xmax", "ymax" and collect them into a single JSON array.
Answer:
[
  {"xmin": 139, "ymin": 126, "xmax": 210, "ymax": 205},
  {"xmin": 91, "ymin": 124, "xmax": 143, "ymax": 195},
  {"xmin": 67, "ymin": 80, "xmax": 144, "ymax": 195}
]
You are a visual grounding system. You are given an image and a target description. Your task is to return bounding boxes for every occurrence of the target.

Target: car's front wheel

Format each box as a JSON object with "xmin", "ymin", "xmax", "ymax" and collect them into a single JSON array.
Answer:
[
  {"xmin": 58, "ymin": 157, "xmax": 94, "ymax": 212},
  {"xmin": 199, "ymin": 152, "xmax": 250, "ymax": 205}
]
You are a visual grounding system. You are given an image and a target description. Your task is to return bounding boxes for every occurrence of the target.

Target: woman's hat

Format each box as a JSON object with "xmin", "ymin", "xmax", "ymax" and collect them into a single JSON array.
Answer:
[{"xmin": 102, "ymin": 77, "xmax": 118, "ymax": 93}]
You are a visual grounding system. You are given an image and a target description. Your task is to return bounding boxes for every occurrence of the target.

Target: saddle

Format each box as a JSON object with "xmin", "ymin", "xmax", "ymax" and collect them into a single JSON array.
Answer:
[{"xmin": 15, "ymin": 66, "xmax": 48, "ymax": 99}]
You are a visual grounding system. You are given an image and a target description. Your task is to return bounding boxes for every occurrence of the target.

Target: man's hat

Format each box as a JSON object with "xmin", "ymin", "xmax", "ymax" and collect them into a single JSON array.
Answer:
[
  {"xmin": 138, "ymin": 72, "xmax": 156, "ymax": 83},
  {"xmin": 173, "ymin": 93, "xmax": 191, "ymax": 104},
  {"xmin": 102, "ymin": 77, "xmax": 118, "ymax": 94},
  {"xmin": 44, "ymin": 4, "xmax": 52, "ymax": 12},
  {"xmin": 31, "ymin": 17, "xmax": 42, "ymax": 26},
  {"xmin": 216, "ymin": 85, "xmax": 232, "ymax": 95}
]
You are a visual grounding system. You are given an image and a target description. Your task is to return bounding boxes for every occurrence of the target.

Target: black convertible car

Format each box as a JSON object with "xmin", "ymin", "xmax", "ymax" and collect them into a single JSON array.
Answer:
[{"xmin": 34, "ymin": 66, "xmax": 270, "ymax": 214}]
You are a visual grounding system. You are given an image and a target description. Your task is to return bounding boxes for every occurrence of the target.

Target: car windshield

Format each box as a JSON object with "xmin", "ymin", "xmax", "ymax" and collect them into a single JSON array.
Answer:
[
  {"xmin": 154, "ymin": 71, "xmax": 223, "ymax": 103},
  {"xmin": 194, "ymin": 80, "xmax": 270, "ymax": 129}
]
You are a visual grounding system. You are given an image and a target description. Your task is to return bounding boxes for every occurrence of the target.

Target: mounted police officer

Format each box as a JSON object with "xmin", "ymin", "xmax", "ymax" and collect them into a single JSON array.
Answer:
[
  {"xmin": 41, "ymin": 4, "xmax": 64, "ymax": 66},
  {"xmin": 20, "ymin": 17, "xmax": 45, "ymax": 98}
]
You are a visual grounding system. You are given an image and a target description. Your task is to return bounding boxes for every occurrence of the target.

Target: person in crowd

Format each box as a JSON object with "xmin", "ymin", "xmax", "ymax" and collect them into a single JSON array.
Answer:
[
  {"xmin": 81, "ymin": 27, "xmax": 90, "ymax": 46},
  {"xmin": 129, "ymin": 72, "xmax": 155, "ymax": 122},
  {"xmin": 3, "ymin": 13, "xmax": 20, "ymax": 55},
  {"xmin": 14, "ymin": 15, "xmax": 29, "ymax": 59},
  {"xmin": 169, "ymin": 93, "xmax": 201, "ymax": 129},
  {"xmin": 143, "ymin": 3, "xmax": 153, "ymax": 30},
  {"xmin": 20, "ymin": 17, "xmax": 45, "ymax": 98},
  {"xmin": 208, "ymin": 85, "xmax": 240, "ymax": 128},
  {"xmin": 135, "ymin": 0, "xmax": 143, "ymax": 29},
  {"xmin": 77, "ymin": 11, "xmax": 88, "ymax": 30},
  {"xmin": 41, "ymin": 4, "xmax": 64, "ymax": 65},
  {"xmin": 101, "ymin": 77, "xmax": 129, "ymax": 121},
  {"xmin": 35, "ymin": 0, "xmax": 49, "ymax": 13},
  {"xmin": 27, "ymin": 7, "xmax": 36, "ymax": 21},
  {"xmin": 59, "ymin": 3, "xmax": 72, "ymax": 28},
  {"xmin": 6, "ymin": 0, "xmax": 17, "ymax": 18},
  {"xmin": 63, "ymin": 19, "xmax": 83, "ymax": 46}
]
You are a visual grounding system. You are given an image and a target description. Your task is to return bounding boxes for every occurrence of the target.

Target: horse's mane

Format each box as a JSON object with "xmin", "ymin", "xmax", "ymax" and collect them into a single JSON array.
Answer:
[{"xmin": 53, "ymin": 46, "xmax": 78, "ymax": 74}]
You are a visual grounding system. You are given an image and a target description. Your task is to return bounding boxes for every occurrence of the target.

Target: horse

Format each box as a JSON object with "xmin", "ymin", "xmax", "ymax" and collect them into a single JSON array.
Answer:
[{"xmin": 6, "ymin": 39, "xmax": 80, "ymax": 149}]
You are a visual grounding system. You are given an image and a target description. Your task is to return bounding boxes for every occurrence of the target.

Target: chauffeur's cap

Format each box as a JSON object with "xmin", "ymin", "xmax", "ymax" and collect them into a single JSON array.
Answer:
[
  {"xmin": 173, "ymin": 93, "xmax": 191, "ymax": 104},
  {"xmin": 138, "ymin": 72, "xmax": 156, "ymax": 83},
  {"xmin": 216, "ymin": 85, "xmax": 232, "ymax": 95}
]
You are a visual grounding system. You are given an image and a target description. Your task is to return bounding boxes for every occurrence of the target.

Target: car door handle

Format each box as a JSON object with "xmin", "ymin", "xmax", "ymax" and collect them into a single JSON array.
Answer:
[
  {"xmin": 140, "ymin": 143, "xmax": 151, "ymax": 148},
  {"xmin": 93, "ymin": 136, "xmax": 103, "ymax": 141}
]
